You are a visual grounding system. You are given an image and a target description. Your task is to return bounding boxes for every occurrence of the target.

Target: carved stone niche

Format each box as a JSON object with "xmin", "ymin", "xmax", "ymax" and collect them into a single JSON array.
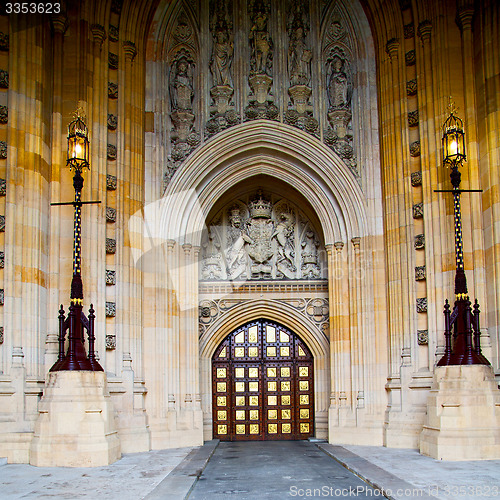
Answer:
[{"xmin": 200, "ymin": 190, "xmax": 325, "ymax": 282}]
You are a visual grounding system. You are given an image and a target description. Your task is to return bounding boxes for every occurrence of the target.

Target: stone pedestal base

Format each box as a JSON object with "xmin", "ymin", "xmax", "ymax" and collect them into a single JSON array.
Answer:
[
  {"xmin": 29, "ymin": 371, "xmax": 121, "ymax": 467},
  {"xmin": 420, "ymin": 365, "xmax": 500, "ymax": 460}
]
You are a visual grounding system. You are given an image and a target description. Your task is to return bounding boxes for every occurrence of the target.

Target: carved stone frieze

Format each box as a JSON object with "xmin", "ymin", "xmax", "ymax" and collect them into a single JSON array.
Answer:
[
  {"xmin": 416, "ymin": 297, "xmax": 427, "ymax": 313},
  {"xmin": 0, "ymin": 105, "xmax": 7, "ymax": 124},
  {"xmin": 106, "ymin": 302, "xmax": 116, "ymax": 317},
  {"xmin": 106, "ymin": 335, "xmax": 116, "ymax": 349},
  {"xmin": 415, "ymin": 265, "xmax": 426, "ymax": 281},
  {"xmin": 406, "ymin": 79, "xmax": 417, "ymax": 96},
  {"xmin": 0, "ymin": 32, "xmax": 8, "ymax": 51},
  {"xmin": 108, "ymin": 82, "xmax": 118, "ymax": 99},
  {"xmin": 201, "ymin": 190, "xmax": 325, "ymax": 281},
  {"xmin": 107, "ymin": 144, "xmax": 117, "ymax": 160},
  {"xmin": 410, "ymin": 140, "xmax": 421, "ymax": 157},
  {"xmin": 417, "ymin": 329, "xmax": 429, "ymax": 345},
  {"xmin": 106, "ymin": 238, "xmax": 116, "ymax": 254},
  {"xmin": 106, "ymin": 206, "xmax": 116, "ymax": 223},
  {"xmin": 415, "ymin": 233, "xmax": 425, "ymax": 249},
  {"xmin": 411, "ymin": 171, "xmax": 422, "ymax": 187},
  {"xmin": 109, "ymin": 25, "xmax": 119, "ymax": 42},
  {"xmin": 111, "ymin": 0, "xmax": 123, "ymax": 15},
  {"xmin": 109, "ymin": 53, "xmax": 118, "ymax": 70},
  {"xmin": 408, "ymin": 110, "xmax": 419, "ymax": 127},
  {"xmin": 106, "ymin": 269, "xmax": 116, "ymax": 285},
  {"xmin": 0, "ymin": 70, "xmax": 8, "ymax": 89},
  {"xmin": 405, "ymin": 50, "xmax": 416, "ymax": 66},
  {"xmin": 404, "ymin": 23, "xmax": 415, "ymax": 39},
  {"xmin": 198, "ymin": 297, "xmax": 328, "ymax": 339},
  {"xmin": 413, "ymin": 202, "xmax": 423, "ymax": 219},
  {"xmin": 107, "ymin": 114, "xmax": 117, "ymax": 130},
  {"xmin": 106, "ymin": 174, "xmax": 117, "ymax": 190}
]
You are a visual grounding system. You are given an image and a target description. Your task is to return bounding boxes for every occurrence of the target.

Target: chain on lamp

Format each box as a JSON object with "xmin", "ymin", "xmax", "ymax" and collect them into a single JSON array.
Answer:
[{"xmin": 50, "ymin": 110, "xmax": 102, "ymax": 372}]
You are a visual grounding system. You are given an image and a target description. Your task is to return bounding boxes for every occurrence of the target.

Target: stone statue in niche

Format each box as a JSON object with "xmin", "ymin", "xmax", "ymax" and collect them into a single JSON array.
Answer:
[
  {"xmin": 288, "ymin": 24, "xmax": 312, "ymax": 87},
  {"xmin": 326, "ymin": 54, "xmax": 351, "ymax": 110},
  {"xmin": 301, "ymin": 230, "xmax": 320, "ymax": 278},
  {"xmin": 273, "ymin": 212, "xmax": 296, "ymax": 278},
  {"xmin": 169, "ymin": 52, "xmax": 194, "ymax": 112},
  {"xmin": 226, "ymin": 207, "xmax": 251, "ymax": 280},
  {"xmin": 249, "ymin": 8, "xmax": 273, "ymax": 77},
  {"xmin": 201, "ymin": 229, "xmax": 223, "ymax": 280},
  {"xmin": 210, "ymin": 21, "xmax": 234, "ymax": 88}
]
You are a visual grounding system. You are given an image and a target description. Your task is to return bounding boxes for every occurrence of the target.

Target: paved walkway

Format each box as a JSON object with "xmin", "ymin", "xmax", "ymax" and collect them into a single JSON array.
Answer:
[
  {"xmin": 1, "ymin": 440, "xmax": 500, "ymax": 499},
  {"xmin": 188, "ymin": 441, "xmax": 376, "ymax": 500}
]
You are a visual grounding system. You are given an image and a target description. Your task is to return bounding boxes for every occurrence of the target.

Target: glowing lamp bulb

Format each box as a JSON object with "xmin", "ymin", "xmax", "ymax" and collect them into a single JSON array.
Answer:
[
  {"xmin": 450, "ymin": 140, "xmax": 458, "ymax": 156},
  {"xmin": 74, "ymin": 143, "xmax": 82, "ymax": 157}
]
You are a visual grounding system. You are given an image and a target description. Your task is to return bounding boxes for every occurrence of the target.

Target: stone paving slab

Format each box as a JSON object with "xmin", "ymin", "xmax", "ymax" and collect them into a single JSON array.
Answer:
[
  {"xmin": 145, "ymin": 440, "xmax": 219, "ymax": 500},
  {"xmin": 188, "ymin": 440, "xmax": 379, "ymax": 500},
  {"xmin": 0, "ymin": 446, "xmax": 194, "ymax": 499},
  {"xmin": 322, "ymin": 444, "xmax": 500, "ymax": 500}
]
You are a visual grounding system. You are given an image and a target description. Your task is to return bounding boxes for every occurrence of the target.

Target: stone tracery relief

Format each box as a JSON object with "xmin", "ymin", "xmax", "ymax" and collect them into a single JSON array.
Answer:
[
  {"xmin": 161, "ymin": 1, "xmax": 364, "ymax": 193},
  {"xmin": 199, "ymin": 297, "xmax": 329, "ymax": 339},
  {"xmin": 200, "ymin": 191, "xmax": 325, "ymax": 281}
]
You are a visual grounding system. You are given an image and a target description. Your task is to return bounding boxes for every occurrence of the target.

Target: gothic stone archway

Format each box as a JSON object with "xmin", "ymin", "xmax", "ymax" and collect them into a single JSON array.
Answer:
[{"xmin": 212, "ymin": 319, "xmax": 314, "ymax": 440}]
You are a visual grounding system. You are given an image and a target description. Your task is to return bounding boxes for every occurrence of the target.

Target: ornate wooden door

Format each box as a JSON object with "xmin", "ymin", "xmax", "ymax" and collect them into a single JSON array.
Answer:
[{"xmin": 212, "ymin": 319, "xmax": 314, "ymax": 440}]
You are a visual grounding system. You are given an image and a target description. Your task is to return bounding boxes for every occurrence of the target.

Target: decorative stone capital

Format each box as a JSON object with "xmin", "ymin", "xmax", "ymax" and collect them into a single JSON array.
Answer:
[
  {"xmin": 456, "ymin": 4, "xmax": 474, "ymax": 33},
  {"xmin": 90, "ymin": 24, "xmax": 106, "ymax": 46},
  {"xmin": 123, "ymin": 40, "xmax": 137, "ymax": 62},
  {"xmin": 351, "ymin": 237, "xmax": 361, "ymax": 248},
  {"xmin": 166, "ymin": 239, "xmax": 176, "ymax": 251},
  {"xmin": 182, "ymin": 243, "xmax": 192, "ymax": 255},
  {"xmin": 417, "ymin": 20, "xmax": 432, "ymax": 42},
  {"xmin": 51, "ymin": 14, "xmax": 68, "ymax": 35},
  {"xmin": 385, "ymin": 38, "xmax": 399, "ymax": 60},
  {"xmin": 334, "ymin": 241, "xmax": 344, "ymax": 252}
]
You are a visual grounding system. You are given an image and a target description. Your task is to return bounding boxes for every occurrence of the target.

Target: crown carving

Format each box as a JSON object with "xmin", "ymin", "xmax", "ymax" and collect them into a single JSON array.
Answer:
[{"xmin": 248, "ymin": 191, "xmax": 272, "ymax": 219}]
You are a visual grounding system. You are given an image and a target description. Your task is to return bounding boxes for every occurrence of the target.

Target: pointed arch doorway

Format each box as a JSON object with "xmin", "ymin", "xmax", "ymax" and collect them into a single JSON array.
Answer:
[{"xmin": 212, "ymin": 319, "xmax": 314, "ymax": 441}]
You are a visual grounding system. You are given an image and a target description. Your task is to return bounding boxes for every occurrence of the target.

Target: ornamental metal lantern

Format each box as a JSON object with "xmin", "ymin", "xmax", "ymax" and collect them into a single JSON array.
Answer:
[
  {"xmin": 442, "ymin": 112, "xmax": 466, "ymax": 166},
  {"xmin": 67, "ymin": 113, "xmax": 90, "ymax": 170}
]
